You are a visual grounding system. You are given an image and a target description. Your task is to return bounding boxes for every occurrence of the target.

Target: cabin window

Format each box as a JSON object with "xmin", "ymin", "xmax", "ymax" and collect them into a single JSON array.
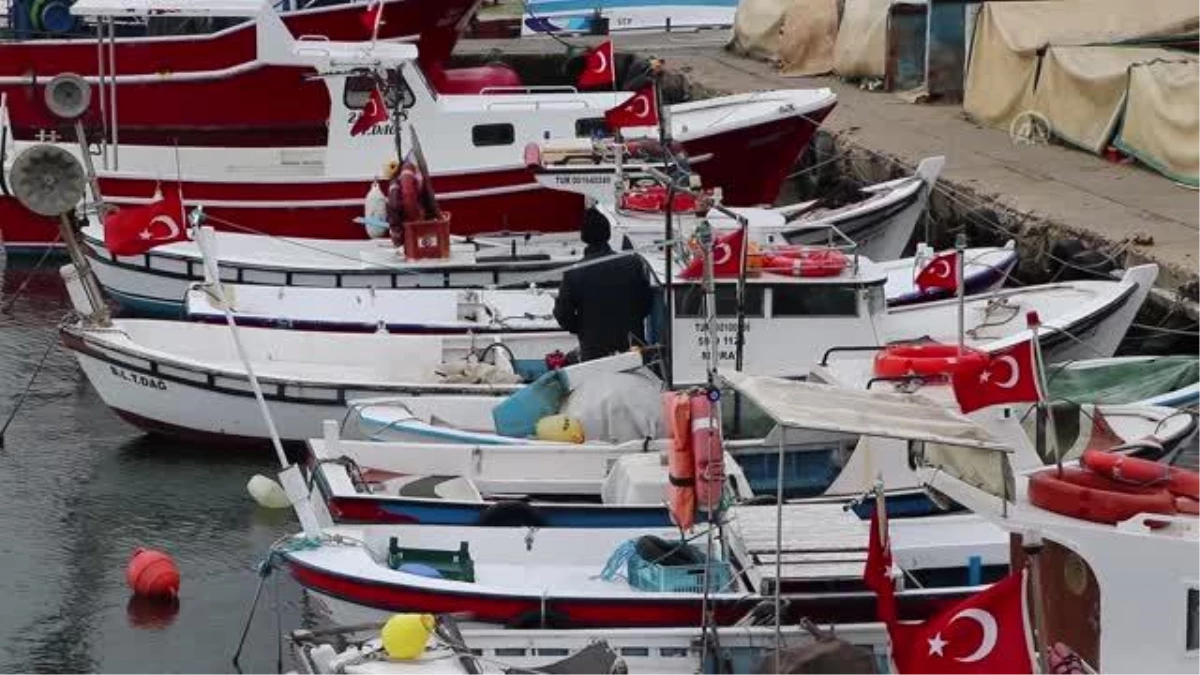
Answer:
[
  {"xmin": 472, "ymin": 123, "xmax": 516, "ymax": 147},
  {"xmin": 575, "ymin": 117, "xmax": 607, "ymax": 138},
  {"xmin": 343, "ymin": 70, "xmax": 414, "ymax": 110},
  {"xmin": 1188, "ymin": 588, "xmax": 1198, "ymax": 651},
  {"xmin": 674, "ymin": 285, "xmax": 764, "ymax": 318},
  {"xmin": 770, "ymin": 284, "xmax": 859, "ymax": 317}
]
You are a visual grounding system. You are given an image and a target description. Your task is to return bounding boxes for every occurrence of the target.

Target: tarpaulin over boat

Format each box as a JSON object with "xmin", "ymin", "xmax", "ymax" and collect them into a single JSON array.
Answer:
[
  {"xmin": 833, "ymin": 0, "xmax": 925, "ymax": 79},
  {"xmin": 722, "ymin": 372, "xmax": 1006, "ymax": 449},
  {"xmin": 963, "ymin": 0, "xmax": 1199, "ymax": 130},
  {"xmin": 1031, "ymin": 46, "xmax": 1196, "ymax": 154},
  {"xmin": 728, "ymin": 0, "xmax": 792, "ymax": 61},
  {"xmin": 1046, "ymin": 356, "xmax": 1200, "ymax": 406},
  {"xmin": 1115, "ymin": 59, "xmax": 1200, "ymax": 186},
  {"xmin": 778, "ymin": 0, "xmax": 839, "ymax": 76}
]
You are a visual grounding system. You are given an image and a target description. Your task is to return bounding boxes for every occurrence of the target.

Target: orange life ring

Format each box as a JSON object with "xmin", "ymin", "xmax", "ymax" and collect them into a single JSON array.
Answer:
[
  {"xmin": 398, "ymin": 163, "xmax": 425, "ymax": 223},
  {"xmin": 689, "ymin": 393, "xmax": 725, "ymax": 513},
  {"xmin": 872, "ymin": 342, "xmax": 988, "ymax": 379},
  {"xmin": 759, "ymin": 248, "xmax": 847, "ymax": 277},
  {"xmin": 664, "ymin": 392, "xmax": 695, "ymax": 531},
  {"xmin": 1080, "ymin": 449, "xmax": 1199, "ymax": 500},
  {"xmin": 1028, "ymin": 467, "xmax": 1178, "ymax": 525},
  {"xmin": 620, "ymin": 185, "xmax": 701, "ymax": 214}
]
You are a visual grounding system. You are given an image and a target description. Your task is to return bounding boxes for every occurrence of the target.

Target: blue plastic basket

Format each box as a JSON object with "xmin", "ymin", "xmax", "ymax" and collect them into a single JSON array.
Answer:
[{"xmin": 627, "ymin": 551, "xmax": 732, "ymax": 594}]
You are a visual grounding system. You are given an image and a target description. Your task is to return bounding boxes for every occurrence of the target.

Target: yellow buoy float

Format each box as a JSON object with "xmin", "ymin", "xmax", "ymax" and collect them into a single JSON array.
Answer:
[
  {"xmin": 535, "ymin": 415, "xmax": 585, "ymax": 443},
  {"xmin": 381, "ymin": 613, "xmax": 436, "ymax": 660}
]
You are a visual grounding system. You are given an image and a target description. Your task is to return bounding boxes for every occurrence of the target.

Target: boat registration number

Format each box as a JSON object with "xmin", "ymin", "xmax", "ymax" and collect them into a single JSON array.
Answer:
[
  {"xmin": 110, "ymin": 365, "xmax": 168, "ymax": 391},
  {"xmin": 691, "ymin": 321, "xmax": 749, "ymax": 362}
]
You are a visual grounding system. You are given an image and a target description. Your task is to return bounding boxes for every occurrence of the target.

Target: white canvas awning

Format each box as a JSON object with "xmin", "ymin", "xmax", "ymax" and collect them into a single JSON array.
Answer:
[
  {"xmin": 72, "ymin": 0, "xmax": 267, "ymax": 17},
  {"xmin": 722, "ymin": 372, "xmax": 1009, "ymax": 451}
]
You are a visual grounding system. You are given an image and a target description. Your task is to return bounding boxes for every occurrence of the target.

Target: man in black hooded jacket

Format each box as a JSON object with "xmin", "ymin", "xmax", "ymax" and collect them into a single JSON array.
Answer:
[{"xmin": 553, "ymin": 208, "xmax": 655, "ymax": 361}]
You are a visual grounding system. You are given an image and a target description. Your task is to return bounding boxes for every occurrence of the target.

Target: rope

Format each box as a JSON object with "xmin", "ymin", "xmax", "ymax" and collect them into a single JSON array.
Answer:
[
  {"xmin": 0, "ymin": 333, "xmax": 59, "ymax": 448},
  {"xmin": 1, "ymin": 231, "xmax": 63, "ymax": 314}
]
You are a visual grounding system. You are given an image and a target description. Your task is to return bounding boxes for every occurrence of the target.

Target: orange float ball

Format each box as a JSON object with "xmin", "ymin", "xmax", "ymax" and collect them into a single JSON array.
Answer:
[{"xmin": 126, "ymin": 548, "xmax": 180, "ymax": 599}]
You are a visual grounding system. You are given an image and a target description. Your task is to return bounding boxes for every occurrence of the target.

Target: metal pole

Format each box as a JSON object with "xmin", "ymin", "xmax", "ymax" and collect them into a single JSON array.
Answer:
[
  {"xmin": 107, "ymin": 17, "xmax": 118, "ymax": 170},
  {"xmin": 58, "ymin": 213, "xmax": 111, "ymax": 326},
  {"xmin": 95, "ymin": 21, "xmax": 108, "ymax": 169},
  {"xmin": 1022, "ymin": 538, "xmax": 1050, "ymax": 674},
  {"xmin": 774, "ymin": 430, "xmax": 785, "ymax": 672},
  {"xmin": 1027, "ymin": 312, "xmax": 1059, "ymax": 472},
  {"xmin": 955, "ymin": 232, "xmax": 966, "ymax": 353}
]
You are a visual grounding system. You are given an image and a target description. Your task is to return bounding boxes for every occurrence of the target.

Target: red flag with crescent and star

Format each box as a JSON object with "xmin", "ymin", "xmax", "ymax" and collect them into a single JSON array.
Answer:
[
  {"xmin": 604, "ymin": 84, "xmax": 659, "ymax": 131},
  {"xmin": 915, "ymin": 250, "xmax": 959, "ymax": 293},
  {"xmin": 888, "ymin": 571, "xmax": 1033, "ymax": 674},
  {"xmin": 350, "ymin": 86, "xmax": 389, "ymax": 136},
  {"xmin": 103, "ymin": 184, "xmax": 189, "ymax": 256},
  {"xmin": 679, "ymin": 228, "xmax": 744, "ymax": 279},
  {"xmin": 950, "ymin": 339, "xmax": 1043, "ymax": 413},
  {"xmin": 578, "ymin": 41, "xmax": 615, "ymax": 90},
  {"xmin": 864, "ymin": 504, "xmax": 897, "ymax": 624}
]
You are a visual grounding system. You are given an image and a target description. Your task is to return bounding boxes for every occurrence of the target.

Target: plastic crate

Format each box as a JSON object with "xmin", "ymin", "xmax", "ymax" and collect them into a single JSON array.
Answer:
[
  {"xmin": 627, "ymin": 550, "xmax": 732, "ymax": 594},
  {"xmin": 387, "ymin": 538, "xmax": 475, "ymax": 582}
]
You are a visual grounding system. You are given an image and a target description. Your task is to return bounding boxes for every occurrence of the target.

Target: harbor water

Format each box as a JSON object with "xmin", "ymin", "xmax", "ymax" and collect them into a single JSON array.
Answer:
[{"xmin": 0, "ymin": 262, "xmax": 308, "ymax": 673}]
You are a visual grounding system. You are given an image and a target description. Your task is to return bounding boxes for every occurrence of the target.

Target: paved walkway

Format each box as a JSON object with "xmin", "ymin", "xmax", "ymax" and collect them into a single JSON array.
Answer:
[{"xmin": 459, "ymin": 34, "xmax": 1199, "ymax": 291}]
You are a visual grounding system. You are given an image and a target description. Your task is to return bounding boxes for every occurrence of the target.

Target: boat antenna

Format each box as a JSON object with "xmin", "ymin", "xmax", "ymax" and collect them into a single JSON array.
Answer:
[
  {"xmin": 955, "ymin": 232, "xmax": 966, "ymax": 353},
  {"xmin": 655, "ymin": 68, "xmax": 675, "ymax": 390},
  {"xmin": 731, "ymin": 205, "xmax": 750, "ymax": 435}
]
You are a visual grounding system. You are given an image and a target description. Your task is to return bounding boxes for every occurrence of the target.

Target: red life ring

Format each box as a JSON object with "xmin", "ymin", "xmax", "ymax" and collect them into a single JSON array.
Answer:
[
  {"xmin": 620, "ymin": 185, "xmax": 700, "ymax": 214},
  {"xmin": 872, "ymin": 342, "xmax": 988, "ymax": 379},
  {"xmin": 1081, "ymin": 449, "xmax": 1199, "ymax": 500},
  {"xmin": 1028, "ymin": 467, "xmax": 1178, "ymax": 525},
  {"xmin": 664, "ymin": 392, "xmax": 695, "ymax": 531},
  {"xmin": 689, "ymin": 393, "xmax": 725, "ymax": 513},
  {"xmin": 759, "ymin": 248, "xmax": 847, "ymax": 277},
  {"xmin": 398, "ymin": 163, "xmax": 425, "ymax": 222}
]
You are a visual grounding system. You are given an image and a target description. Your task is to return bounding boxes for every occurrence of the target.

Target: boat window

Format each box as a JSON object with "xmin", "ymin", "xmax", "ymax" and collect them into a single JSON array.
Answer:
[
  {"xmin": 620, "ymin": 647, "xmax": 650, "ymax": 657},
  {"xmin": 674, "ymin": 285, "xmax": 765, "ymax": 318},
  {"xmin": 495, "ymin": 648, "xmax": 527, "ymax": 657},
  {"xmin": 1188, "ymin": 588, "xmax": 1198, "ymax": 651},
  {"xmin": 660, "ymin": 647, "xmax": 690, "ymax": 657},
  {"xmin": 575, "ymin": 117, "xmax": 608, "ymax": 138},
  {"xmin": 770, "ymin": 284, "xmax": 859, "ymax": 317},
  {"xmin": 472, "ymin": 123, "xmax": 516, "ymax": 147},
  {"xmin": 344, "ymin": 70, "xmax": 415, "ymax": 110}
]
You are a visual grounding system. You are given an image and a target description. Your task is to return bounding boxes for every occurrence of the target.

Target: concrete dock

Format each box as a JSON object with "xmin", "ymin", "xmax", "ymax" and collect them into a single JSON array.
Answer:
[{"xmin": 457, "ymin": 34, "xmax": 1199, "ymax": 315}]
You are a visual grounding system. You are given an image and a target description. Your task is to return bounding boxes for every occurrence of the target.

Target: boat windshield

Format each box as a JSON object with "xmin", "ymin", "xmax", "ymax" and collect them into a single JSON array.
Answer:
[{"xmin": 914, "ymin": 439, "xmax": 1015, "ymax": 502}]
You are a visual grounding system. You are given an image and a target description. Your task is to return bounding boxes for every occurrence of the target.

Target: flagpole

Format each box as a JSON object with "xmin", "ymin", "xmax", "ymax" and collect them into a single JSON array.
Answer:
[{"xmin": 955, "ymin": 232, "xmax": 966, "ymax": 354}]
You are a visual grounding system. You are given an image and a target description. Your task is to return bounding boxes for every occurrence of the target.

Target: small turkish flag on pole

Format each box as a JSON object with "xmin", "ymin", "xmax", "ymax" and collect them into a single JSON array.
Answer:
[
  {"xmin": 888, "ymin": 571, "xmax": 1034, "ymax": 674},
  {"xmin": 359, "ymin": 0, "xmax": 383, "ymax": 38},
  {"xmin": 863, "ymin": 498, "xmax": 897, "ymax": 624},
  {"xmin": 679, "ymin": 228, "xmax": 744, "ymax": 279},
  {"xmin": 950, "ymin": 339, "xmax": 1043, "ymax": 413},
  {"xmin": 350, "ymin": 87, "xmax": 389, "ymax": 136},
  {"xmin": 916, "ymin": 250, "xmax": 960, "ymax": 294},
  {"xmin": 103, "ymin": 184, "xmax": 189, "ymax": 256},
  {"xmin": 577, "ymin": 41, "xmax": 615, "ymax": 90},
  {"xmin": 604, "ymin": 83, "xmax": 660, "ymax": 131}
]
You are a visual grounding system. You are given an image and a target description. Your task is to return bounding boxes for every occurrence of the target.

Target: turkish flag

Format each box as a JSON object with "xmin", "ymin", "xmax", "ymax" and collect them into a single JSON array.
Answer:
[
  {"xmin": 679, "ymin": 228, "xmax": 744, "ymax": 279},
  {"xmin": 604, "ymin": 84, "xmax": 659, "ymax": 131},
  {"xmin": 864, "ymin": 504, "xmax": 897, "ymax": 624},
  {"xmin": 578, "ymin": 41, "xmax": 615, "ymax": 90},
  {"xmin": 350, "ymin": 87, "xmax": 389, "ymax": 136},
  {"xmin": 951, "ymin": 340, "xmax": 1043, "ymax": 414},
  {"xmin": 889, "ymin": 571, "xmax": 1033, "ymax": 674},
  {"xmin": 103, "ymin": 185, "xmax": 189, "ymax": 256},
  {"xmin": 359, "ymin": 0, "xmax": 383, "ymax": 37},
  {"xmin": 916, "ymin": 250, "xmax": 959, "ymax": 293}
]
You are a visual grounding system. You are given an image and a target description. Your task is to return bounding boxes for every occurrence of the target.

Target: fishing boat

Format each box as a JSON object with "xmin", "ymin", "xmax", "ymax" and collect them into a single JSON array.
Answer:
[
  {"xmin": 530, "ymin": 144, "xmax": 945, "ymax": 263},
  {"xmin": 915, "ymin": 444, "xmax": 1198, "ymax": 672},
  {"xmin": 522, "ymin": 0, "xmax": 738, "ymax": 35},
  {"xmin": 290, "ymin": 617, "xmax": 890, "ymax": 674},
  {"xmin": 277, "ymin": 378, "xmax": 1017, "ymax": 628},
  {"xmin": 1044, "ymin": 355, "xmax": 1199, "ymax": 408},
  {"xmin": 84, "ymin": 224, "xmax": 586, "ymax": 318},
  {"xmin": 0, "ymin": 1, "xmax": 838, "ymax": 252},
  {"xmin": 179, "ymin": 241, "xmax": 1018, "ymax": 332}
]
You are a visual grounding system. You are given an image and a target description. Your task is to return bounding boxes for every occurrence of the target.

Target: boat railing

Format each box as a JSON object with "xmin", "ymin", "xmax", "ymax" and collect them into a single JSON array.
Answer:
[
  {"xmin": 818, "ymin": 345, "xmax": 885, "ymax": 366},
  {"xmin": 478, "ymin": 85, "xmax": 581, "ymax": 95}
]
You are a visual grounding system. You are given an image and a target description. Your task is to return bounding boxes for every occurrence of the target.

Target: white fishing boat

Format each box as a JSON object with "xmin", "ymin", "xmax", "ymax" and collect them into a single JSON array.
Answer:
[
  {"xmin": 1, "ymin": 0, "xmax": 839, "ymax": 251},
  {"xmin": 529, "ymin": 144, "xmax": 945, "ymax": 263},
  {"xmin": 915, "ymin": 442, "xmax": 1198, "ymax": 672},
  {"xmin": 179, "ymin": 241, "xmax": 1018, "ymax": 333},
  {"xmin": 290, "ymin": 618, "xmax": 890, "ymax": 674},
  {"xmin": 521, "ymin": 0, "xmax": 738, "ymax": 35},
  {"xmin": 276, "ymin": 379, "xmax": 1016, "ymax": 628},
  {"xmin": 57, "ymin": 262, "xmax": 669, "ymax": 444}
]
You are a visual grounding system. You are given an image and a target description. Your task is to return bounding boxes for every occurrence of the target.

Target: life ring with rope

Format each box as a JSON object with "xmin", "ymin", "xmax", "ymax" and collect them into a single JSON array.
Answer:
[
  {"xmin": 872, "ymin": 342, "xmax": 988, "ymax": 380},
  {"xmin": 1080, "ymin": 449, "xmax": 1199, "ymax": 500}
]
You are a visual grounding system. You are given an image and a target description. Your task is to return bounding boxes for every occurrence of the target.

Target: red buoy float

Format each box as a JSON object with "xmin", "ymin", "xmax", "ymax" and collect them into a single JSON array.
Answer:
[
  {"xmin": 1080, "ymin": 449, "xmax": 1200, "ymax": 500},
  {"xmin": 872, "ymin": 342, "xmax": 988, "ymax": 380},
  {"xmin": 759, "ymin": 248, "xmax": 848, "ymax": 278},
  {"xmin": 127, "ymin": 548, "xmax": 180, "ymax": 599},
  {"xmin": 1028, "ymin": 467, "xmax": 1178, "ymax": 525}
]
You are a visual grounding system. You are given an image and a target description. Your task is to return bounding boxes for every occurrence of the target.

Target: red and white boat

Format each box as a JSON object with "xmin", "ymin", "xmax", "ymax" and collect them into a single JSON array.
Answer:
[{"xmin": 0, "ymin": 2, "xmax": 837, "ymax": 252}]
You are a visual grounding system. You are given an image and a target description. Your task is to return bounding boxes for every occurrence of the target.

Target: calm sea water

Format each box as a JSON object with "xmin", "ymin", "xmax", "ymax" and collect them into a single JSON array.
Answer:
[{"xmin": 0, "ymin": 261, "xmax": 309, "ymax": 673}]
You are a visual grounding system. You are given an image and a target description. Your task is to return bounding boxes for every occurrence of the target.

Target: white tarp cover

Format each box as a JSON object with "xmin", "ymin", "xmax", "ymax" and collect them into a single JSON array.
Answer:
[
  {"xmin": 833, "ymin": 0, "xmax": 926, "ymax": 79},
  {"xmin": 723, "ymin": 372, "xmax": 1007, "ymax": 450},
  {"xmin": 1115, "ymin": 58, "xmax": 1200, "ymax": 186},
  {"xmin": 1032, "ymin": 46, "xmax": 1196, "ymax": 154},
  {"xmin": 728, "ymin": 0, "xmax": 793, "ymax": 61},
  {"xmin": 963, "ymin": 0, "xmax": 1199, "ymax": 130},
  {"xmin": 778, "ymin": 0, "xmax": 840, "ymax": 76}
]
